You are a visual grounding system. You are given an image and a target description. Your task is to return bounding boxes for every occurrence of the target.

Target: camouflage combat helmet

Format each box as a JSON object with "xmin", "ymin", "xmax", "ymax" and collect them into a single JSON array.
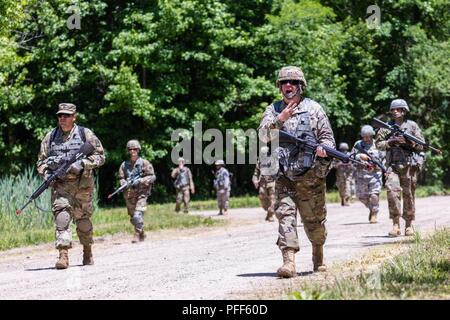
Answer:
[
  {"xmin": 214, "ymin": 159, "xmax": 225, "ymax": 166},
  {"xmin": 390, "ymin": 99, "xmax": 409, "ymax": 112},
  {"xmin": 127, "ymin": 140, "xmax": 141, "ymax": 150},
  {"xmin": 276, "ymin": 66, "xmax": 307, "ymax": 88},
  {"xmin": 339, "ymin": 142, "xmax": 349, "ymax": 151},
  {"xmin": 361, "ymin": 125, "xmax": 375, "ymax": 137}
]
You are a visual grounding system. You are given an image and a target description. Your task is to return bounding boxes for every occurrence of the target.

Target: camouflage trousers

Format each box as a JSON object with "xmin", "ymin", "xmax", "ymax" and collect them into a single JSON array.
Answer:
[
  {"xmin": 175, "ymin": 186, "xmax": 190, "ymax": 213},
  {"xmin": 258, "ymin": 181, "xmax": 276, "ymax": 216},
  {"xmin": 124, "ymin": 189, "xmax": 148, "ymax": 232},
  {"xmin": 275, "ymin": 169, "xmax": 327, "ymax": 252},
  {"xmin": 336, "ymin": 176, "xmax": 353, "ymax": 200},
  {"xmin": 385, "ymin": 165, "xmax": 418, "ymax": 221},
  {"xmin": 355, "ymin": 171, "xmax": 382, "ymax": 214},
  {"xmin": 217, "ymin": 188, "xmax": 230, "ymax": 211},
  {"xmin": 51, "ymin": 178, "xmax": 95, "ymax": 249}
]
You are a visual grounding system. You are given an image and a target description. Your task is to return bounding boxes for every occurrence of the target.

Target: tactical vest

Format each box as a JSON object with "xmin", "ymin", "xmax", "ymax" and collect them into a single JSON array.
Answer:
[
  {"xmin": 174, "ymin": 168, "xmax": 190, "ymax": 188},
  {"xmin": 385, "ymin": 120, "xmax": 418, "ymax": 167},
  {"xmin": 124, "ymin": 158, "xmax": 144, "ymax": 180},
  {"xmin": 215, "ymin": 168, "xmax": 230, "ymax": 190},
  {"xmin": 274, "ymin": 100, "xmax": 316, "ymax": 180},
  {"xmin": 48, "ymin": 125, "xmax": 86, "ymax": 161},
  {"xmin": 355, "ymin": 140, "xmax": 381, "ymax": 174}
]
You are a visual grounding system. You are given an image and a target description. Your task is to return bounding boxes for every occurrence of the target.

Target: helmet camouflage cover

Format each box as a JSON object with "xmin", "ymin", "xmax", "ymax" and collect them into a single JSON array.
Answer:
[
  {"xmin": 361, "ymin": 125, "xmax": 375, "ymax": 137},
  {"xmin": 126, "ymin": 140, "xmax": 141, "ymax": 150},
  {"xmin": 276, "ymin": 66, "xmax": 307, "ymax": 87},
  {"xmin": 390, "ymin": 99, "xmax": 409, "ymax": 112}
]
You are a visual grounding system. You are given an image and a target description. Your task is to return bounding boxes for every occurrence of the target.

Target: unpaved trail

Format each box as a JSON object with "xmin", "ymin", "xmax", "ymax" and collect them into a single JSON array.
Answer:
[{"xmin": 0, "ymin": 196, "xmax": 448, "ymax": 300}]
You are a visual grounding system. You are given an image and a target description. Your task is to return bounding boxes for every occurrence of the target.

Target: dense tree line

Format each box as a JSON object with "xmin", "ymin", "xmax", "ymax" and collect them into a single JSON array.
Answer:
[{"xmin": 1, "ymin": 0, "xmax": 448, "ymax": 204}]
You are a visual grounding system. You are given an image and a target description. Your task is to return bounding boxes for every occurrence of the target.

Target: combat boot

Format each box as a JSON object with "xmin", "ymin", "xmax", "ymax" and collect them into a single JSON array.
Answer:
[
  {"xmin": 343, "ymin": 197, "xmax": 350, "ymax": 206},
  {"xmin": 312, "ymin": 245, "xmax": 327, "ymax": 272},
  {"xmin": 369, "ymin": 211, "xmax": 378, "ymax": 224},
  {"xmin": 132, "ymin": 231, "xmax": 140, "ymax": 243},
  {"xmin": 139, "ymin": 230, "xmax": 146, "ymax": 242},
  {"xmin": 388, "ymin": 217, "xmax": 401, "ymax": 237},
  {"xmin": 223, "ymin": 209, "xmax": 228, "ymax": 215},
  {"xmin": 277, "ymin": 248, "xmax": 297, "ymax": 278},
  {"xmin": 405, "ymin": 220, "xmax": 414, "ymax": 236},
  {"xmin": 340, "ymin": 198, "xmax": 345, "ymax": 206},
  {"xmin": 82, "ymin": 245, "xmax": 94, "ymax": 265},
  {"xmin": 55, "ymin": 249, "xmax": 69, "ymax": 269},
  {"xmin": 265, "ymin": 211, "xmax": 275, "ymax": 222}
]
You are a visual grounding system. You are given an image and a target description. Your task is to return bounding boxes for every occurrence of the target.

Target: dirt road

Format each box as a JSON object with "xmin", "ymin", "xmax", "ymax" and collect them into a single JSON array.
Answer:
[{"xmin": 0, "ymin": 196, "xmax": 448, "ymax": 299}]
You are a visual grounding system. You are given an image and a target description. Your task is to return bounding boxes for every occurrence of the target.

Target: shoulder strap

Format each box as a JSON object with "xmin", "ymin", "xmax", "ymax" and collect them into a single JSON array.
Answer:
[
  {"xmin": 48, "ymin": 127, "xmax": 59, "ymax": 148},
  {"xmin": 273, "ymin": 100, "xmax": 283, "ymax": 113},
  {"xmin": 78, "ymin": 125, "xmax": 86, "ymax": 143}
]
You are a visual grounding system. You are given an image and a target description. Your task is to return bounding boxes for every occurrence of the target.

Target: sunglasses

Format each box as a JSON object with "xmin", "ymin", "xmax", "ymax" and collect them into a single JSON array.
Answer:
[
  {"xmin": 280, "ymin": 80, "xmax": 300, "ymax": 85},
  {"xmin": 57, "ymin": 114, "xmax": 73, "ymax": 118},
  {"xmin": 128, "ymin": 148, "xmax": 139, "ymax": 151}
]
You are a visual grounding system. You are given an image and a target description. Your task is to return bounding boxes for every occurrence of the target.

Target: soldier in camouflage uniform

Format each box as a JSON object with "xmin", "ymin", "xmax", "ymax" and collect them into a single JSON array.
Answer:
[
  {"xmin": 252, "ymin": 146, "xmax": 277, "ymax": 222},
  {"xmin": 259, "ymin": 66, "xmax": 335, "ymax": 278},
  {"xmin": 375, "ymin": 99, "xmax": 425, "ymax": 237},
  {"xmin": 37, "ymin": 103, "xmax": 105, "ymax": 269},
  {"xmin": 171, "ymin": 157, "xmax": 195, "ymax": 213},
  {"xmin": 352, "ymin": 125, "xmax": 383, "ymax": 224},
  {"xmin": 213, "ymin": 160, "xmax": 231, "ymax": 215},
  {"xmin": 118, "ymin": 140, "xmax": 156, "ymax": 243},
  {"xmin": 331, "ymin": 143, "xmax": 354, "ymax": 206}
]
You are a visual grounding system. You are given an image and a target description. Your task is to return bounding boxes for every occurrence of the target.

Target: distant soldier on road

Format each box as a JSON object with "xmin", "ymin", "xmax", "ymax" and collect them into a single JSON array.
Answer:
[
  {"xmin": 252, "ymin": 146, "xmax": 277, "ymax": 222},
  {"xmin": 352, "ymin": 125, "xmax": 383, "ymax": 223},
  {"xmin": 331, "ymin": 142, "xmax": 354, "ymax": 206},
  {"xmin": 171, "ymin": 157, "xmax": 195, "ymax": 213},
  {"xmin": 118, "ymin": 140, "xmax": 156, "ymax": 243},
  {"xmin": 213, "ymin": 160, "xmax": 231, "ymax": 215}
]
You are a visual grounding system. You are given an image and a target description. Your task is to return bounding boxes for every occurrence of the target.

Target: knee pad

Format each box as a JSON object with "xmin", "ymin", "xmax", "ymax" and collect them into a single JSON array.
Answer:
[
  {"xmin": 55, "ymin": 211, "xmax": 71, "ymax": 231},
  {"xmin": 76, "ymin": 219, "xmax": 93, "ymax": 233},
  {"xmin": 132, "ymin": 211, "xmax": 144, "ymax": 229}
]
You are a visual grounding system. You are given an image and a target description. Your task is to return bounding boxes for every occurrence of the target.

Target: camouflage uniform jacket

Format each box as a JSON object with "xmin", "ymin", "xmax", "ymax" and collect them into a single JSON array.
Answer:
[
  {"xmin": 351, "ymin": 140, "xmax": 384, "ymax": 178},
  {"xmin": 252, "ymin": 158, "xmax": 277, "ymax": 187},
  {"xmin": 171, "ymin": 167, "xmax": 195, "ymax": 190},
  {"xmin": 375, "ymin": 119, "xmax": 424, "ymax": 168},
  {"xmin": 258, "ymin": 98, "xmax": 335, "ymax": 180},
  {"xmin": 37, "ymin": 124, "xmax": 105, "ymax": 182},
  {"xmin": 118, "ymin": 157, "xmax": 156, "ymax": 192},
  {"xmin": 214, "ymin": 167, "xmax": 231, "ymax": 191}
]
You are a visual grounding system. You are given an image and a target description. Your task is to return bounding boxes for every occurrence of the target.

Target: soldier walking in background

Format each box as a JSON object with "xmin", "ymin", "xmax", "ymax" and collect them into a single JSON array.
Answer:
[
  {"xmin": 213, "ymin": 160, "xmax": 231, "ymax": 215},
  {"xmin": 171, "ymin": 157, "xmax": 195, "ymax": 213},
  {"xmin": 332, "ymin": 142, "xmax": 354, "ymax": 206},
  {"xmin": 375, "ymin": 99, "xmax": 425, "ymax": 237},
  {"xmin": 352, "ymin": 125, "xmax": 383, "ymax": 223},
  {"xmin": 118, "ymin": 140, "xmax": 156, "ymax": 243}
]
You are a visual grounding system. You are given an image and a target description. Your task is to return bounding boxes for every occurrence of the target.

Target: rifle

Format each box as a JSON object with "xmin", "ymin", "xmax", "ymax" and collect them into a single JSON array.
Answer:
[
  {"xmin": 353, "ymin": 142, "xmax": 387, "ymax": 174},
  {"xmin": 278, "ymin": 130, "xmax": 365, "ymax": 166},
  {"xmin": 108, "ymin": 171, "xmax": 143, "ymax": 199},
  {"xmin": 371, "ymin": 118, "xmax": 442, "ymax": 154},
  {"xmin": 16, "ymin": 142, "xmax": 95, "ymax": 215}
]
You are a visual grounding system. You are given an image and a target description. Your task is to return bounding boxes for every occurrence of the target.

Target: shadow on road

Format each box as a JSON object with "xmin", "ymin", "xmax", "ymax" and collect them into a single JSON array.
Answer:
[
  {"xmin": 237, "ymin": 271, "xmax": 313, "ymax": 278},
  {"xmin": 25, "ymin": 264, "xmax": 84, "ymax": 271}
]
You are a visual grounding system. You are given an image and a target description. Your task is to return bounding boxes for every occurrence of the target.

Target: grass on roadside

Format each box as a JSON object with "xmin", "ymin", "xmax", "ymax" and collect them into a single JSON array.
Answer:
[{"xmin": 288, "ymin": 228, "xmax": 450, "ymax": 300}]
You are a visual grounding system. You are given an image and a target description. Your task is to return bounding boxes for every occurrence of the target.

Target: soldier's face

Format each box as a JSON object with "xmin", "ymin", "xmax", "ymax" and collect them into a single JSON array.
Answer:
[
  {"xmin": 362, "ymin": 135, "xmax": 372, "ymax": 143},
  {"xmin": 391, "ymin": 108, "xmax": 405, "ymax": 119},
  {"xmin": 178, "ymin": 161, "xmax": 184, "ymax": 168},
  {"xmin": 128, "ymin": 148, "xmax": 139, "ymax": 158},
  {"xmin": 57, "ymin": 113, "xmax": 76, "ymax": 131},
  {"xmin": 280, "ymin": 80, "xmax": 300, "ymax": 100}
]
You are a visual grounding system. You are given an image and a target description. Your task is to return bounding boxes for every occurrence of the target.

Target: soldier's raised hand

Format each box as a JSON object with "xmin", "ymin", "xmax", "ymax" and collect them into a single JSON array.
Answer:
[{"xmin": 277, "ymin": 101, "xmax": 298, "ymax": 122}]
